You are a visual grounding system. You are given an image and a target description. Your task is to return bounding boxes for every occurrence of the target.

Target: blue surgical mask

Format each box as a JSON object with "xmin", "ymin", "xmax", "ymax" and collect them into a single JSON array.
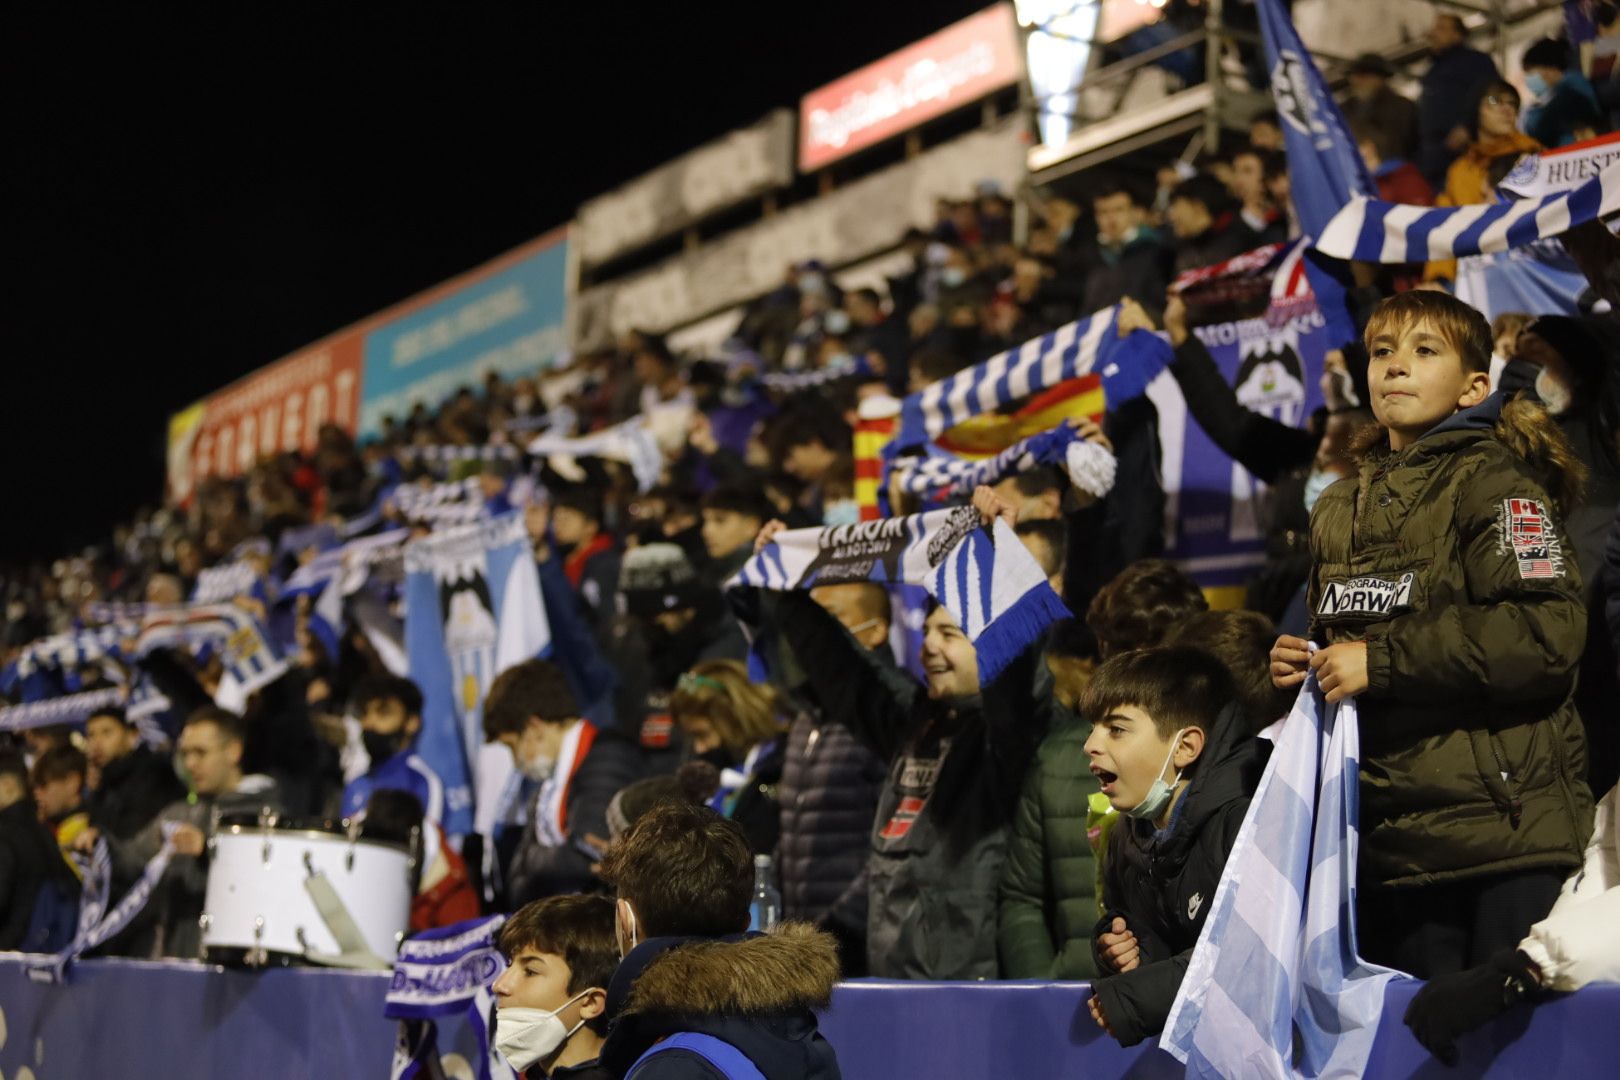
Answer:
[
  {"xmin": 1126, "ymin": 728, "xmax": 1186, "ymax": 821},
  {"xmin": 1303, "ymin": 469, "xmax": 1338, "ymax": 515},
  {"xmin": 941, "ymin": 267, "xmax": 967, "ymax": 289},
  {"xmin": 822, "ymin": 498, "xmax": 861, "ymax": 527},
  {"xmin": 1524, "ymin": 72, "xmax": 1550, "ymax": 99}
]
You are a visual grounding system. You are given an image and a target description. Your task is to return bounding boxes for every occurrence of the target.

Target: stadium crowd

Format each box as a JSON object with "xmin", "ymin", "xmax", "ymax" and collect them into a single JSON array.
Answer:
[{"xmin": 3, "ymin": 11, "xmax": 1619, "ymax": 1078}]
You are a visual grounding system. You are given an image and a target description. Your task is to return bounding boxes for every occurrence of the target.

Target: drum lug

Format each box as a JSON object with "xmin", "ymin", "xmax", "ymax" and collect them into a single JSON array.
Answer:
[
  {"xmin": 196, "ymin": 914, "xmax": 210, "ymax": 961},
  {"xmin": 303, "ymin": 851, "xmax": 316, "ymax": 878},
  {"xmin": 246, "ymin": 916, "xmax": 267, "ymax": 967},
  {"xmin": 262, "ymin": 837, "xmax": 273, "ymax": 864},
  {"xmin": 406, "ymin": 825, "xmax": 421, "ymax": 882},
  {"xmin": 296, "ymin": 926, "xmax": 310, "ymax": 955}
]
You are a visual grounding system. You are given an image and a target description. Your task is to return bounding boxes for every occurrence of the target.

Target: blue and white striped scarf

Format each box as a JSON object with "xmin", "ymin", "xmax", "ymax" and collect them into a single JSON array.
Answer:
[
  {"xmin": 1162, "ymin": 682, "xmax": 1406, "ymax": 1079},
  {"xmin": 526, "ymin": 414, "xmax": 664, "ymax": 492},
  {"xmin": 0, "ymin": 687, "xmax": 124, "ymax": 733},
  {"xmin": 757, "ymin": 353, "xmax": 875, "ymax": 393},
  {"xmin": 889, "ymin": 305, "xmax": 1170, "ymax": 453},
  {"xmin": 26, "ymin": 826, "xmax": 180, "ymax": 984},
  {"xmin": 192, "ymin": 560, "xmax": 264, "ymax": 605},
  {"xmin": 1313, "ymin": 162, "xmax": 1619, "ymax": 263},
  {"xmin": 891, "ymin": 426, "xmax": 1117, "ymax": 504},
  {"xmin": 388, "ymin": 478, "xmax": 488, "ymax": 525},
  {"xmin": 729, "ymin": 505, "xmax": 1067, "ymax": 684},
  {"xmin": 385, "ymin": 914, "xmax": 514, "ymax": 1080}
]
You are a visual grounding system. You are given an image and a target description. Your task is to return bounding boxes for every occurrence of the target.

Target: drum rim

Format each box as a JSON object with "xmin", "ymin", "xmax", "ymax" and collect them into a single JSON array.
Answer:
[{"xmin": 214, "ymin": 823, "xmax": 411, "ymax": 854}]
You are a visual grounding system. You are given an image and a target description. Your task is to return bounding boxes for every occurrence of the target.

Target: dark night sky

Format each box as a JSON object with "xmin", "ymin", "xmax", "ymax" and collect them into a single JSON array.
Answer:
[{"xmin": 5, "ymin": 3, "xmax": 988, "ymax": 561}]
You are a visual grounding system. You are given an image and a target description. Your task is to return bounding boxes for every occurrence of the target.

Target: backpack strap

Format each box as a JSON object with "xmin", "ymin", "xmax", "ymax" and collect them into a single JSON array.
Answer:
[{"xmin": 626, "ymin": 1032, "xmax": 768, "ymax": 1080}]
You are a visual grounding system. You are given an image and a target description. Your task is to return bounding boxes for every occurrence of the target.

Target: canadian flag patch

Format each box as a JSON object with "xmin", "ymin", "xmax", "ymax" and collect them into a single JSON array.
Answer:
[{"xmin": 1499, "ymin": 498, "xmax": 1564, "ymax": 580}]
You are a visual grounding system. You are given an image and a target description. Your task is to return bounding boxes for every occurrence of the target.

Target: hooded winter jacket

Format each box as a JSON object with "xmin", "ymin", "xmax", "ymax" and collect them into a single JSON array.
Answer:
[
  {"xmin": 598, "ymin": 923, "xmax": 842, "ymax": 1080},
  {"xmin": 1087, "ymin": 702, "xmax": 1263, "ymax": 1047},
  {"xmin": 1307, "ymin": 394, "xmax": 1594, "ymax": 890},
  {"xmin": 87, "ymin": 742, "xmax": 186, "ymax": 841},
  {"xmin": 774, "ymin": 591, "xmax": 1054, "ymax": 980}
]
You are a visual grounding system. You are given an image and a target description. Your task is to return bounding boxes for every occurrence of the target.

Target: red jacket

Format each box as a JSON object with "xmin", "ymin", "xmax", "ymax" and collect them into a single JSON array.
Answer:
[
  {"xmin": 410, "ymin": 838, "xmax": 480, "ymax": 932},
  {"xmin": 1374, "ymin": 161, "xmax": 1435, "ymax": 206}
]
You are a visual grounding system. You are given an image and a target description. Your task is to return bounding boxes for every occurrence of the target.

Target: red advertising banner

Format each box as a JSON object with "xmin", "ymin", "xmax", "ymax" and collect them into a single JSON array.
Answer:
[
  {"xmin": 798, "ymin": 3, "xmax": 1023, "ymax": 172},
  {"xmin": 166, "ymin": 333, "xmax": 364, "ymax": 503}
]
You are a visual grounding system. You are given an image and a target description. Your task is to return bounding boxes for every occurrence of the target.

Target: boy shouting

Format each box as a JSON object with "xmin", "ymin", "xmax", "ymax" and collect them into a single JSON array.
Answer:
[{"xmin": 1083, "ymin": 646, "xmax": 1260, "ymax": 1045}]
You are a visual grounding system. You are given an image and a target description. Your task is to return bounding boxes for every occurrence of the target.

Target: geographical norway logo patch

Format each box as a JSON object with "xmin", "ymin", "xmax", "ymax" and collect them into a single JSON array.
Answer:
[
  {"xmin": 879, "ymin": 797, "xmax": 926, "ymax": 840},
  {"xmin": 1317, "ymin": 573, "xmax": 1415, "ymax": 617},
  {"xmin": 1498, "ymin": 497, "xmax": 1564, "ymax": 580}
]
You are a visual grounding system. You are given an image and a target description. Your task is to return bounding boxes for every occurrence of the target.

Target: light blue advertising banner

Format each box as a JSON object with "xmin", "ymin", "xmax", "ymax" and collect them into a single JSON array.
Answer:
[{"xmin": 359, "ymin": 228, "xmax": 569, "ymax": 435}]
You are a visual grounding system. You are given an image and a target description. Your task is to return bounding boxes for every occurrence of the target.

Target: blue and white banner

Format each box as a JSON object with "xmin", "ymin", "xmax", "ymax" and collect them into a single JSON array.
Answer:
[
  {"xmin": 1162, "ymin": 684, "xmax": 1406, "ymax": 1079},
  {"xmin": 1454, "ymin": 238, "xmax": 1596, "ymax": 323},
  {"xmin": 386, "ymin": 914, "xmax": 515, "ymax": 1080},
  {"xmin": 1314, "ymin": 163, "xmax": 1620, "ymax": 263},
  {"xmin": 1255, "ymin": 0, "xmax": 1374, "ymax": 239},
  {"xmin": 730, "ymin": 506, "xmax": 1067, "ymax": 684},
  {"xmin": 404, "ymin": 512, "xmax": 550, "ymax": 836}
]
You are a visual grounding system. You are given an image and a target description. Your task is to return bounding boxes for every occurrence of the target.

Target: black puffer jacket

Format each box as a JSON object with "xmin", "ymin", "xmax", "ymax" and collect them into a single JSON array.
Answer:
[
  {"xmin": 1089, "ymin": 702, "xmax": 1263, "ymax": 1047},
  {"xmin": 0, "ymin": 798, "xmax": 71, "ymax": 950},
  {"xmin": 87, "ymin": 743, "xmax": 186, "ymax": 841},
  {"xmin": 508, "ymin": 726, "xmax": 644, "ymax": 904},
  {"xmin": 776, "ymin": 705, "xmax": 886, "ymax": 943}
]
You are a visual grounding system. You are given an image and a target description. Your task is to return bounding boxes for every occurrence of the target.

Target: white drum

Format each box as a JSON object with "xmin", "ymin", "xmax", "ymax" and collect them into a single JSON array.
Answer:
[{"xmin": 201, "ymin": 815, "xmax": 414, "ymax": 966}]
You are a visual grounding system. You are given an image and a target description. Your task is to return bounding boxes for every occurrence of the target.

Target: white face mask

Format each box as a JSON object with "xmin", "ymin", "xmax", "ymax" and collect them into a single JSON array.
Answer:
[
  {"xmin": 1302, "ymin": 469, "xmax": 1338, "ymax": 515},
  {"xmin": 1535, "ymin": 366, "xmax": 1573, "ymax": 416},
  {"xmin": 494, "ymin": 990, "xmax": 592, "ymax": 1072},
  {"xmin": 520, "ymin": 751, "xmax": 556, "ymax": 783},
  {"xmin": 1126, "ymin": 728, "xmax": 1187, "ymax": 822}
]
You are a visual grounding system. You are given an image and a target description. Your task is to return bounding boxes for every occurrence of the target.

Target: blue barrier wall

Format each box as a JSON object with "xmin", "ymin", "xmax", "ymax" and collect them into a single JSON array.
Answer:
[{"xmin": 1, "ymin": 957, "xmax": 1614, "ymax": 1079}]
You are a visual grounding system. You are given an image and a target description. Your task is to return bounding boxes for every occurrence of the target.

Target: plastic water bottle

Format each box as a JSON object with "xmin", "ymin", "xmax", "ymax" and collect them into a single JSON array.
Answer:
[{"xmin": 749, "ymin": 853, "xmax": 781, "ymax": 931}]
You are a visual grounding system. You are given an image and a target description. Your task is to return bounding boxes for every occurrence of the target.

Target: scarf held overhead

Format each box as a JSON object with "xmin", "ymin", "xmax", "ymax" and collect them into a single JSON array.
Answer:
[
  {"xmin": 729, "ymin": 505, "xmax": 1067, "ymax": 684},
  {"xmin": 888, "ymin": 305, "xmax": 1170, "ymax": 455}
]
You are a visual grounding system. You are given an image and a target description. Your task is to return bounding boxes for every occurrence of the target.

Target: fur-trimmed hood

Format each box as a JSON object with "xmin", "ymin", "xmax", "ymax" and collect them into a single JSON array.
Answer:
[
  {"xmin": 622, "ymin": 922, "xmax": 839, "ymax": 1018},
  {"xmin": 1351, "ymin": 391, "xmax": 1587, "ymax": 512},
  {"xmin": 599, "ymin": 924, "xmax": 844, "ymax": 1080}
]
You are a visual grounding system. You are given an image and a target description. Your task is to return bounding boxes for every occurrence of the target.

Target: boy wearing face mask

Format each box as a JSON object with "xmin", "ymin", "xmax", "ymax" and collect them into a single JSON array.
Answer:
[
  {"xmin": 493, "ymin": 894, "xmax": 618, "ymax": 1080},
  {"xmin": 340, "ymin": 675, "xmax": 445, "ymax": 825},
  {"xmin": 1081, "ymin": 646, "xmax": 1260, "ymax": 1047},
  {"xmin": 486, "ymin": 659, "xmax": 643, "ymax": 905}
]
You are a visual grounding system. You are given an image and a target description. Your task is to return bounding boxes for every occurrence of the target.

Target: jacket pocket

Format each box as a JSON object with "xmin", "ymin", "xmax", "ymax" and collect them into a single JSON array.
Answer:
[{"xmin": 1467, "ymin": 728, "xmax": 1523, "ymax": 830}]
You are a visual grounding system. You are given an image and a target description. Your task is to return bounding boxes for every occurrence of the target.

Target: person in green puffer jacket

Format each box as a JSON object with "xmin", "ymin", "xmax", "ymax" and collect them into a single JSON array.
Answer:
[{"xmin": 1271, "ymin": 291, "xmax": 1595, "ymax": 979}]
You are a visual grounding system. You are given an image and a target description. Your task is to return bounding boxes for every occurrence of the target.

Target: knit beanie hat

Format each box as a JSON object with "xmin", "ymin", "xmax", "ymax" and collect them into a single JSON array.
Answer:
[{"xmin": 616, "ymin": 542, "xmax": 703, "ymax": 615}]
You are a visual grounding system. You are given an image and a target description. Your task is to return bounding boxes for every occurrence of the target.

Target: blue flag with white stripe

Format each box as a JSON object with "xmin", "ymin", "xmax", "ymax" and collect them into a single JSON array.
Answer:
[
  {"xmin": 404, "ymin": 512, "xmax": 550, "ymax": 836},
  {"xmin": 1315, "ymin": 163, "xmax": 1620, "ymax": 263},
  {"xmin": 1162, "ymin": 682, "xmax": 1407, "ymax": 1079},
  {"xmin": 1455, "ymin": 238, "xmax": 1596, "ymax": 323},
  {"xmin": 1256, "ymin": 0, "xmax": 1374, "ymax": 239}
]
